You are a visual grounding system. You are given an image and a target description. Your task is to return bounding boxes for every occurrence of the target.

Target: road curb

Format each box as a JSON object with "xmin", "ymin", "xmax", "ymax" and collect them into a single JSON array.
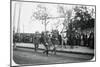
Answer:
[{"xmin": 16, "ymin": 46, "xmax": 94, "ymax": 55}]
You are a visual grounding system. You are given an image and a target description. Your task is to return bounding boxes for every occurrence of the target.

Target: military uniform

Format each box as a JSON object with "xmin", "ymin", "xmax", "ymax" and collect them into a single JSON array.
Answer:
[{"xmin": 33, "ymin": 34, "xmax": 40, "ymax": 51}]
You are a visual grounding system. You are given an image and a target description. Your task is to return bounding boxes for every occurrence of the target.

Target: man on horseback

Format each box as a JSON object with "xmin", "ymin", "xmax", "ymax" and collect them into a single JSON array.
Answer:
[
  {"xmin": 40, "ymin": 31, "xmax": 59, "ymax": 55},
  {"xmin": 51, "ymin": 30, "xmax": 59, "ymax": 54},
  {"xmin": 40, "ymin": 32, "xmax": 49, "ymax": 56}
]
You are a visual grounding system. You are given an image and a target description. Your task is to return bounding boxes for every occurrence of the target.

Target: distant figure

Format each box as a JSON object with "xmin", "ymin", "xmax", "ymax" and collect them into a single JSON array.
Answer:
[
  {"xmin": 58, "ymin": 34, "xmax": 62, "ymax": 47},
  {"xmin": 33, "ymin": 32, "xmax": 40, "ymax": 52},
  {"xmin": 88, "ymin": 32, "xmax": 94, "ymax": 49},
  {"xmin": 68, "ymin": 35, "xmax": 74, "ymax": 49},
  {"xmin": 73, "ymin": 36, "xmax": 76, "ymax": 46},
  {"xmin": 80, "ymin": 34, "xmax": 84, "ymax": 46},
  {"xmin": 63, "ymin": 37, "xmax": 68, "ymax": 48},
  {"xmin": 67, "ymin": 35, "xmax": 70, "ymax": 46},
  {"xmin": 76, "ymin": 34, "xmax": 81, "ymax": 46},
  {"xmin": 13, "ymin": 33, "xmax": 18, "ymax": 49},
  {"xmin": 83, "ymin": 34, "xmax": 88, "ymax": 46},
  {"xmin": 13, "ymin": 33, "xmax": 17, "ymax": 49},
  {"xmin": 47, "ymin": 34, "xmax": 53, "ymax": 50},
  {"xmin": 39, "ymin": 33, "xmax": 45, "ymax": 45}
]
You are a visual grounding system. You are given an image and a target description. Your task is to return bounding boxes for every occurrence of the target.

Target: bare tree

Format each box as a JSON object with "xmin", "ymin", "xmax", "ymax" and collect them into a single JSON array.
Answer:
[
  {"xmin": 57, "ymin": 5, "xmax": 73, "ymax": 32},
  {"xmin": 32, "ymin": 4, "xmax": 49, "ymax": 33},
  {"xmin": 57, "ymin": 5, "xmax": 73, "ymax": 48}
]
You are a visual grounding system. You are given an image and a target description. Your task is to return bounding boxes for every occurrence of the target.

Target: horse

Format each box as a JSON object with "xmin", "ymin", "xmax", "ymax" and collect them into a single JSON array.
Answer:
[
  {"xmin": 39, "ymin": 33, "xmax": 59, "ymax": 55},
  {"xmin": 39, "ymin": 33, "xmax": 49, "ymax": 55},
  {"xmin": 50, "ymin": 34, "xmax": 59, "ymax": 55}
]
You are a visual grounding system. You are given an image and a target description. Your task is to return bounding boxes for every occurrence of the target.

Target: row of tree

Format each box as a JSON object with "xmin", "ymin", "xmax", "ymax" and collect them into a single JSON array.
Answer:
[
  {"xmin": 32, "ymin": 4, "xmax": 95, "ymax": 34},
  {"xmin": 68, "ymin": 6, "xmax": 95, "ymax": 32}
]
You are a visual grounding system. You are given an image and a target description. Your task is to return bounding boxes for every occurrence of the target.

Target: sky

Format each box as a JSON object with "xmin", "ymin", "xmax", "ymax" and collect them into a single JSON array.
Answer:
[{"xmin": 12, "ymin": 1, "xmax": 95, "ymax": 33}]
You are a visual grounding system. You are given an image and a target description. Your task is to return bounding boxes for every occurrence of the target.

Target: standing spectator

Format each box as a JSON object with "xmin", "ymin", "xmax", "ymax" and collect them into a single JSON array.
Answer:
[
  {"xmin": 67, "ymin": 34, "xmax": 70, "ymax": 46},
  {"xmin": 83, "ymin": 34, "xmax": 88, "ymax": 46},
  {"xmin": 73, "ymin": 36, "xmax": 76, "ymax": 46},
  {"xmin": 63, "ymin": 37, "xmax": 68, "ymax": 48},
  {"xmin": 69, "ymin": 35, "xmax": 74, "ymax": 49},
  {"xmin": 47, "ymin": 34, "xmax": 53, "ymax": 49},
  {"xmin": 76, "ymin": 34, "xmax": 81, "ymax": 46},
  {"xmin": 33, "ymin": 32, "xmax": 39, "ymax": 52},
  {"xmin": 77, "ymin": 34, "xmax": 81, "ymax": 46},
  {"xmin": 58, "ymin": 34, "xmax": 62, "ymax": 47},
  {"xmin": 80, "ymin": 33, "xmax": 84, "ymax": 46},
  {"xmin": 13, "ymin": 33, "xmax": 17, "ymax": 49},
  {"xmin": 88, "ymin": 32, "xmax": 94, "ymax": 49}
]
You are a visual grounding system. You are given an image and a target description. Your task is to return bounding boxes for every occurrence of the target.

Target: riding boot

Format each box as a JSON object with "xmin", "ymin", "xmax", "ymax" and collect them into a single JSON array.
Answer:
[
  {"xmin": 34, "ymin": 44, "xmax": 37, "ymax": 52},
  {"xmin": 46, "ymin": 50, "xmax": 48, "ymax": 56},
  {"xmin": 52, "ymin": 47, "xmax": 56, "ymax": 55},
  {"xmin": 43, "ymin": 50, "xmax": 46, "ymax": 54}
]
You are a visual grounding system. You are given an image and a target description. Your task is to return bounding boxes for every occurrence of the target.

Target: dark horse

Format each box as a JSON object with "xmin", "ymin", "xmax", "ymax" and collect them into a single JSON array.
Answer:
[
  {"xmin": 39, "ymin": 33, "xmax": 49, "ymax": 55},
  {"xmin": 50, "ymin": 33, "xmax": 59, "ymax": 54},
  {"xmin": 39, "ymin": 33, "xmax": 58, "ymax": 56}
]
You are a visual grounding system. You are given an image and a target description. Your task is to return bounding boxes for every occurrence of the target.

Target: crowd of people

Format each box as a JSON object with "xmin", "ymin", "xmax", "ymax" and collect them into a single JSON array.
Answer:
[
  {"xmin": 13, "ymin": 30, "xmax": 94, "ymax": 56},
  {"xmin": 65, "ymin": 32, "xmax": 94, "ymax": 49},
  {"xmin": 32, "ymin": 31, "xmax": 94, "ymax": 56}
]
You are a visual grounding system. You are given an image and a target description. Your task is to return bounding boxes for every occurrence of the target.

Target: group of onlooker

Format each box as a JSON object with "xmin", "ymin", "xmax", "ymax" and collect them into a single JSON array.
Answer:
[
  {"xmin": 13, "ymin": 31, "xmax": 94, "ymax": 51},
  {"xmin": 13, "ymin": 31, "xmax": 94, "ymax": 56},
  {"xmin": 61, "ymin": 32, "xmax": 94, "ymax": 49}
]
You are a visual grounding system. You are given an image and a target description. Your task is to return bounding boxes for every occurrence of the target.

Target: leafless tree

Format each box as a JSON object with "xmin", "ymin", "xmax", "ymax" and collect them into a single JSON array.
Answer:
[
  {"xmin": 57, "ymin": 5, "xmax": 73, "ymax": 32},
  {"xmin": 32, "ymin": 4, "xmax": 49, "ymax": 33}
]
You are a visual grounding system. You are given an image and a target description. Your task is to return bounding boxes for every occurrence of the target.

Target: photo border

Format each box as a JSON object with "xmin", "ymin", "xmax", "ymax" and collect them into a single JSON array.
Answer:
[{"xmin": 10, "ymin": 0, "xmax": 96, "ymax": 67}]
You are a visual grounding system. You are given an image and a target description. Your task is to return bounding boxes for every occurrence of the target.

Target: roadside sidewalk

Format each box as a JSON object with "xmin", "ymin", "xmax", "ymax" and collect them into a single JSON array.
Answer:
[{"xmin": 14, "ymin": 43, "xmax": 94, "ymax": 55}]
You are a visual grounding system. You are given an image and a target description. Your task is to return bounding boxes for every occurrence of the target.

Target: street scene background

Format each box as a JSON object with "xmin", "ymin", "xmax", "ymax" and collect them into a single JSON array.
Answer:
[{"xmin": 12, "ymin": 0, "xmax": 95, "ymax": 66}]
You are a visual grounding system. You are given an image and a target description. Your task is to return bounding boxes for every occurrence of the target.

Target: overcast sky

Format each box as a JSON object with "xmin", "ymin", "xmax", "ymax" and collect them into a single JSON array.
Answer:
[{"xmin": 12, "ymin": 1, "xmax": 95, "ymax": 33}]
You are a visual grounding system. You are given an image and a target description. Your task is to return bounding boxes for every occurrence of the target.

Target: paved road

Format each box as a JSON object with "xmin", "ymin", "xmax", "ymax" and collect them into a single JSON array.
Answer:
[
  {"xmin": 15, "ymin": 43, "xmax": 94, "ymax": 54},
  {"xmin": 13, "ymin": 48, "xmax": 94, "ymax": 65}
]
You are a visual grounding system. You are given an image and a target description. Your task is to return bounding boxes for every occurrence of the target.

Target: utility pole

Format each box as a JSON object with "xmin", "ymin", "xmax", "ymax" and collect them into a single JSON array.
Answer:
[
  {"xmin": 17, "ymin": 2, "xmax": 22, "ymax": 42},
  {"xmin": 23, "ymin": 23, "xmax": 24, "ymax": 33},
  {"xmin": 44, "ymin": 18, "xmax": 46, "ymax": 34},
  {"xmin": 13, "ymin": 3, "xmax": 17, "ymax": 34},
  {"xmin": 17, "ymin": 3, "xmax": 22, "ymax": 34}
]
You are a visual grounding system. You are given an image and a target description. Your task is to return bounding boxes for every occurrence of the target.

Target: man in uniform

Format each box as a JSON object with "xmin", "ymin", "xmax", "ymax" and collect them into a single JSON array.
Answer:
[
  {"xmin": 33, "ymin": 32, "xmax": 39, "ymax": 52},
  {"xmin": 40, "ymin": 32, "xmax": 49, "ymax": 56}
]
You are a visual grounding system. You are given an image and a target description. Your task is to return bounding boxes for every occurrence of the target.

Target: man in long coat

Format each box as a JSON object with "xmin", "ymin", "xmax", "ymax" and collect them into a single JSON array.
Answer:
[{"xmin": 33, "ymin": 32, "xmax": 40, "ymax": 52}]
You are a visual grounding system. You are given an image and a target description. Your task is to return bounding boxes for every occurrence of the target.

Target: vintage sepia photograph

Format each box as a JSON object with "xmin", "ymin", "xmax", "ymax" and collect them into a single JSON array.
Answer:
[{"xmin": 11, "ymin": 0, "xmax": 96, "ymax": 66}]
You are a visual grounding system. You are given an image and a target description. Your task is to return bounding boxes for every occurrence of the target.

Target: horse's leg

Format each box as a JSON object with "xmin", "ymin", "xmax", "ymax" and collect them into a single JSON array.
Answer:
[
  {"xmin": 45, "ymin": 44, "xmax": 49, "ymax": 56},
  {"xmin": 51, "ymin": 44, "xmax": 54, "ymax": 53},
  {"xmin": 13, "ymin": 42, "xmax": 17, "ymax": 49},
  {"xmin": 34, "ymin": 44, "xmax": 38, "ymax": 52},
  {"xmin": 42, "ymin": 42, "xmax": 49, "ymax": 56},
  {"xmin": 36, "ymin": 43, "xmax": 39, "ymax": 49},
  {"xmin": 51, "ymin": 44, "xmax": 56, "ymax": 55},
  {"xmin": 42, "ymin": 43, "xmax": 46, "ymax": 54},
  {"xmin": 54, "ymin": 45, "xmax": 56, "ymax": 55},
  {"xmin": 36, "ymin": 44, "xmax": 38, "ymax": 51},
  {"xmin": 34, "ymin": 44, "xmax": 36, "ymax": 51}
]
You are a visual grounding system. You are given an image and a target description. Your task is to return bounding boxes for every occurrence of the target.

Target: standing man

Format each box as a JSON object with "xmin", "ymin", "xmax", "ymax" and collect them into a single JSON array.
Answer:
[
  {"xmin": 83, "ymin": 34, "xmax": 88, "ymax": 46},
  {"xmin": 33, "ymin": 32, "xmax": 39, "ymax": 52},
  {"xmin": 13, "ymin": 33, "xmax": 16, "ymax": 49},
  {"xmin": 58, "ymin": 33, "xmax": 62, "ymax": 47},
  {"xmin": 88, "ymin": 32, "xmax": 94, "ymax": 49},
  {"xmin": 41, "ymin": 32, "xmax": 49, "ymax": 56},
  {"xmin": 70, "ymin": 34, "xmax": 74, "ymax": 49}
]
